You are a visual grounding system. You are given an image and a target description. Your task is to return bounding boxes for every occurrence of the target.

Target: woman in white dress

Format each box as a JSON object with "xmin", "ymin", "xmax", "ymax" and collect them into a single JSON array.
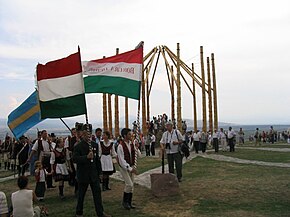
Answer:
[
  {"xmin": 99, "ymin": 131, "xmax": 117, "ymax": 191},
  {"xmin": 50, "ymin": 138, "xmax": 70, "ymax": 199}
]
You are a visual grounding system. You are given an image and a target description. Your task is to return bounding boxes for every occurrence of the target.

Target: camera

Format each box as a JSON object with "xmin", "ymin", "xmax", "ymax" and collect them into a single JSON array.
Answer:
[{"xmin": 165, "ymin": 143, "xmax": 171, "ymax": 149}]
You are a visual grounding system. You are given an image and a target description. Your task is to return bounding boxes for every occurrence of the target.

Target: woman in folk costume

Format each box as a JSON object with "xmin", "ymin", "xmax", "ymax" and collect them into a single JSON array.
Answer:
[
  {"xmin": 99, "ymin": 131, "xmax": 117, "ymax": 191},
  {"xmin": 117, "ymin": 128, "xmax": 141, "ymax": 210},
  {"xmin": 50, "ymin": 138, "xmax": 70, "ymax": 199}
]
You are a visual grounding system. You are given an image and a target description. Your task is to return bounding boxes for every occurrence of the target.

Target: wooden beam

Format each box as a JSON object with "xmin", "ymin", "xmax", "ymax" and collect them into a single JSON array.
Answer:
[
  {"xmin": 200, "ymin": 46, "xmax": 207, "ymax": 132},
  {"xmin": 114, "ymin": 48, "xmax": 120, "ymax": 137},
  {"xmin": 108, "ymin": 94, "xmax": 113, "ymax": 134},
  {"xmin": 211, "ymin": 53, "xmax": 218, "ymax": 130},
  {"xmin": 192, "ymin": 63, "xmax": 197, "ymax": 132},
  {"xmin": 171, "ymin": 66, "xmax": 175, "ymax": 123},
  {"xmin": 146, "ymin": 73, "xmax": 150, "ymax": 121},
  {"xmin": 149, "ymin": 50, "xmax": 161, "ymax": 95},
  {"xmin": 176, "ymin": 43, "xmax": 182, "ymax": 131},
  {"xmin": 207, "ymin": 57, "xmax": 213, "ymax": 133},
  {"xmin": 103, "ymin": 93, "xmax": 108, "ymax": 131},
  {"xmin": 125, "ymin": 97, "xmax": 129, "ymax": 128},
  {"xmin": 143, "ymin": 47, "xmax": 156, "ymax": 62},
  {"xmin": 160, "ymin": 47, "xmax": 178, "ymax": 86}
]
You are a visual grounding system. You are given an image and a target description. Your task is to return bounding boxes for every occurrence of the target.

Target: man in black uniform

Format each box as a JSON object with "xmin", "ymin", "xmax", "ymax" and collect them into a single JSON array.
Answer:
[{"xmin": 73, "ymin": 124, "xmax": 111, "ymax": 217}]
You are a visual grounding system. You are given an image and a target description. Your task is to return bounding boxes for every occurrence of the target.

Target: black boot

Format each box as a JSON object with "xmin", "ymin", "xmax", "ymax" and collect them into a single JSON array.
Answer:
[
  {"xmin": 122, "ymin": 192, "xmax": 130, "ymax": 210},
  {"xmin": 7, "ymin": 162, "xmax": 10, "ymax": 170},
  {"xmin": 59, "ymin": 186, "xmax": 65, "ymax": 199},
  {"xmin": 4, "ymin": 162, "xmax": 7, "ymax": 170},
  {"xmin": 106, "ymin": 178, "xmax": 111, "ymax": 190},
  {"xmin": 128, "ymin": 193, "xmax": 136, "ymax": 209},
  {"xmin": 102, "ymin": 178, "xmax": 107, "ymax": 191}
]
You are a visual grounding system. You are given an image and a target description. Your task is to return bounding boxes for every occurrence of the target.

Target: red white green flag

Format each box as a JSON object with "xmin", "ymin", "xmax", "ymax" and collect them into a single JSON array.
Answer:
[
  {"xmin": 37, "ymin": 50, "xmax": 87, "ymax": 119},
  {"xmin": 83, "ymin": 46, "xmax": 143, "ymax": 100}
]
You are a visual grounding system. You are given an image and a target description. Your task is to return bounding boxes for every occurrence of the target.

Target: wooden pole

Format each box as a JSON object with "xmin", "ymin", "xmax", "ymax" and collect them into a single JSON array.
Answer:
[
  {"xmin": 171, "ymin": 66, "xmax": 175, "ymax": 123},
  {"xmin": 211, "ymin": 53, "xmax": 218, "ymax": 130},
  {"xmin": 142, "ymin": 58, "xmax": 147, "ymax": 135},
  {"xmin": 149, "ymin": 50, "xmax": 161, "ymax": 95},
  {"xmin": 102, "ymin": 56, "xmax": 108, "ymax": 132},
  {"xmin": 192, "ymin": 63, "xmax": 197, "ymax": 132},
  {"xmin": 163, "ymin": 46, "xmax": 203, "ymax": 86},
  {"xmin": 207, "ymin": 57, "xmax": 213, "ymax": 133},
  {"xmin": 146, "ymin": 70, "xmax": 150, "ymax": 122},
  {"xmin": 200, "ymin": 46, "xmax": 207, "ymax": 132},
  {"xmin": 125, "ymin": 98, "xmax": 129, "ymax": 128},
  {"xmin": 108, "ymin": 94, "xmax": 113, "ymax": 134},
  {"xmin": 176, "ymin": 43, "xmax": 182, "ymax": 130},
  {"xmin": 114, "ymin": 48, "xmax": 120, "ymax": 137},
  {"xmin": 102, "ymin": 93, "xmax": 108, "ymax": 131}
]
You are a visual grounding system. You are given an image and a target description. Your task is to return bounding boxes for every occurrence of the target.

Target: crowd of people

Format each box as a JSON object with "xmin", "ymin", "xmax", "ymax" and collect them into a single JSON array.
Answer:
[
  {"xmin": 0, "ymin": 123, "xmax": 143, "ymax": 217},
  {"xmin": 0, "ymin": 115, "xmax": 289, "ymax": 217}
]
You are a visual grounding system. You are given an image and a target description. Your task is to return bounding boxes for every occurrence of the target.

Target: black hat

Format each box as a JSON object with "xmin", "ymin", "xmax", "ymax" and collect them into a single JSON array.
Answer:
[
  {"xmin": 75, "ymin": 122, "xmax": 84, "ymax": 131},
  {"xmin": 82, "ymin": 124, "xmax": 92, "ymax": 133}
]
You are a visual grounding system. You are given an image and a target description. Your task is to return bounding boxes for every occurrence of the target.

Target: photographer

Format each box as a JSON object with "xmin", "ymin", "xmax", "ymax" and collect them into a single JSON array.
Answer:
[{"xmin": 160, "ymin": 121, "xmax": 184, "ymax": 182}]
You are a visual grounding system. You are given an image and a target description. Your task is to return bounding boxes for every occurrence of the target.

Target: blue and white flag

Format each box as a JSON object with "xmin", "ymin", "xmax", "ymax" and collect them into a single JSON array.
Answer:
[{"xmin": 7, "ymin": 91, "xmax": 44, "ymax": 139}]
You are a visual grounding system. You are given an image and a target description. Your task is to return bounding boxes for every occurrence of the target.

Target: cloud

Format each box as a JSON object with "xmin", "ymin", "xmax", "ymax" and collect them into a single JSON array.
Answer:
[{"xmin": 1, "ymin": 0, "xmax": 290, "ymax": 125}]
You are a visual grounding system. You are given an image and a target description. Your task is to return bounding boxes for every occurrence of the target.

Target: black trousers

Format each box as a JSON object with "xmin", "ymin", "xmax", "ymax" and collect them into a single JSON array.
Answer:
[
  {"xmin": 76, "ymin": 180, "xmax": 104, "ymax": 216},
  {"xmin": 228, "ymin": 138, "xmax": 235, "ymax": 152},
  {"xmin": 42, "ymin": 156, "xmax": 53, "ymax": 188},
  {"xmin": 213, "ymin": 138, "xmax": 219, "ymax": 152},
  {"xmin": 17, "ymin": 163, "xmax": 28, "ymax": 176},
  {"xmin": 200, "ymin": 142, "xmax": 207, "ymax": 153},
  {"xmin": 194, "ymin": 141, "xmax": 200, "ymax": 153},
  {"xmin": 145, "ymin": 145, "xmax": 150, "ymax": 156},
  {"xmin": 151, "ymin": 142, "xmax": 156, "ymax": 156},
  {"xmin": 167, "ymin": 153, "xmax": 182, "ymax": 180}
]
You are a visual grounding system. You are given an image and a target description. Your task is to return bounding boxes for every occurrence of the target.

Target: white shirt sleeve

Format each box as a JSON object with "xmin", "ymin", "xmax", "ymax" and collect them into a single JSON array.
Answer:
[
  {"xmin": 111, "ymin": 144, "xmax": 117, "ymax": 158},
  {"xmin": 160, "ymin": 132, "xmax": 166, "ymax": 144},
  {"xmin": 32, "ymin": 140, "xmax": 38, "ymax": 152},
  {"xmin": 176, "ymin": 130, "xmax": 184, "ymax": 141},
  {"xmin": 98, "ymin": 142, "xmax": 102, "ymax": 158},
  {"xmin": 66, "ymin": 148, "xmax": 70, "ymax": 161},
  {"xmin": 50, "ymin": 152, "xmax": 55, "ymax": 165},
  {"xmin": 117, "ymin": 144, "xmax": 132, "ymax": 172},
  {"xmin": 64, "ymin": 138, "xmax": 69, "ymax": 149}
]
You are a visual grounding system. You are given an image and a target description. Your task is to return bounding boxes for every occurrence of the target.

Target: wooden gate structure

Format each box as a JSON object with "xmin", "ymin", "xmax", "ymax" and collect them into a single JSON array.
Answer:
[{"xmin": 102, "ymin": 43, "xmax": 218, "ymax": 136}]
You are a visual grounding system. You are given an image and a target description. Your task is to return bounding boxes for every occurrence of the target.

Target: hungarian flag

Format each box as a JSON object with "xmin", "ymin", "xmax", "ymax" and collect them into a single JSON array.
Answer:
[
  {"xmin": 83, "ymin": 46, "xmax": 143, "ymax": 100},
  {"xmin": 37, "ymin": 50, "xmax": 87, "ymax": 119}
]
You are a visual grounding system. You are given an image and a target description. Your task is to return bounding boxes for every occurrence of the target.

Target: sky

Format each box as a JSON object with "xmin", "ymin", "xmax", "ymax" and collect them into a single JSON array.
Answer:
[{"xmin": 0, "ymin": 0, "xmax": 290, "ymax": 126}]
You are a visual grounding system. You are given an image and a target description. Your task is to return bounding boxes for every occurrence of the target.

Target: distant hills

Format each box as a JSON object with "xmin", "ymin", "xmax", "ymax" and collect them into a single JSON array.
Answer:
[
  {"xmin": 0, "ymin": 117, "xmax": 234, "ymax": 137},
  {"xmin": 1, "ymin": 117, "xmax": 289, "ymax": 140}
]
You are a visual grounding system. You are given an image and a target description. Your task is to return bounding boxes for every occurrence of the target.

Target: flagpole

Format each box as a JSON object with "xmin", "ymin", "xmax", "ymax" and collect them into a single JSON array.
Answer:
[
  {"xmin": 134, "ymin": 41, "xmax": 144, "ymax": 170},
  {"xmin": 59, "ymin": 118, "xmax": 72, "ymax": 133},
  {"xmin": 78, "ymin": 46, "xmax": 89, "ymax": 126},
  {"xmin": 78, "ymin": 45, "xmax": 92, "ymax": 162}
]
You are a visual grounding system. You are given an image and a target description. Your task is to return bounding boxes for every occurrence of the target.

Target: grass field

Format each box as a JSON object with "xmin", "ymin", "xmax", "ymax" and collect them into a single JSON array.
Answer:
[
  {"xmin": 216, "ymin": 148, "xmax": 290, "ymax": 163},
  {"xmin": 2, "ymin": 152, "xmax": 290, "ymax": 217},
  {"xmin": 0, "ymin": 170, "xmax": 15, "ymax": 178}
]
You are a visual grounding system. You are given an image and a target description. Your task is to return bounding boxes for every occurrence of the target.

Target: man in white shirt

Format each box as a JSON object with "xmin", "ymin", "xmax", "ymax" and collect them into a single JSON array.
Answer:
[
  {"xmin": 117, "ymin": 128, "xmax": 141, "ymax": 210},
  {"xmin": 160, "ymin": 121, "xmax": 184, "ymax": 182},
  {"xmin": 27, "ymin": 130, "xmax": 55, "ymax": 189},
  {"xmin": 193, "ymin": 130, "xmax": 201, "ymax": 154},
  {"xmin": 228, "ymin": 127, "xmax": 236, "ymax": 152},
  {"xmin": 212, "ymin": 129, "xmax": 219, "ymax": 152}
]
